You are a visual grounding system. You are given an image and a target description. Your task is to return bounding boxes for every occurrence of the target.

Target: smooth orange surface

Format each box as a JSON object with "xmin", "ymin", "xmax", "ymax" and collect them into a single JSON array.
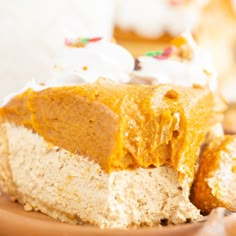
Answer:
[{"xmin": 0, "ymin": 83, "xmax": 220, "ymax": 177}]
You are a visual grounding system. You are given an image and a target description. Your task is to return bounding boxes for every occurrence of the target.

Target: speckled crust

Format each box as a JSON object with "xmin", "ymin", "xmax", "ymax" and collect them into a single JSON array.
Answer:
[{"xmin": 191, "ymin": 135, "xmax": 236, "ymax": 214}]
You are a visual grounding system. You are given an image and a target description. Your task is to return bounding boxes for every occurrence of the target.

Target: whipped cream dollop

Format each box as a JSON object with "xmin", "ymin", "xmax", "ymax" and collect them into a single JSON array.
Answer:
[
  {"xmin": 131, "ymin": 32, "xmax": 218, "ymax": 92},
  {"xmin": 2, "ymin": 38, "xmax": 134, "ymax": 106},
  {"xmin": 49, "ymin": 37, "xmax": 134, "ymax": 86},
  {"xmin": 115, "ymin": 0, "xmax": 209, "ymax": 38}
]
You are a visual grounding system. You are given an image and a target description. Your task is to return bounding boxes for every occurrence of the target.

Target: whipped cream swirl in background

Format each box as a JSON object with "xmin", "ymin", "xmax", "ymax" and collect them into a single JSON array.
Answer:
[{"xmin": 115, "ymin": 0, "xmax": 209, "ymax": 38}]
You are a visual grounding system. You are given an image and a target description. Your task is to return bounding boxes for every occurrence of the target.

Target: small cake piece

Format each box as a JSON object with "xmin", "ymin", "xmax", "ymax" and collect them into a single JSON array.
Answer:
[{"xmin": 191, "ymin": 135, "xmax": 236, "ymax": 214}]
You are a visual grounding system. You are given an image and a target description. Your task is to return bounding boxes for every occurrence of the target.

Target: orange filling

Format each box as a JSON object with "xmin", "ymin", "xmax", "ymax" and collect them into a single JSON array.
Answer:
[{"xmin": 0, "ymin": 83, "xmax": 220, "ymax": 176}]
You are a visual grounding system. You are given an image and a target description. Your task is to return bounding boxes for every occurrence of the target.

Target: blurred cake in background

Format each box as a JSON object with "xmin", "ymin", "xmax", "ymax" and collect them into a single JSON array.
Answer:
[
  {"xmin": 114, "ymin": 0, "xmax": 209, "ymax": 56},
  {"xmin": 197, "ymin": 0, "xmax": 236, "ymax": 103},
  {"xmin": 197, "ymin": 0, "xmax": 236, "ymax": 133},
  {"xmin": 114, "ymin": 0, "xmax": 236, "ymax": 132}
]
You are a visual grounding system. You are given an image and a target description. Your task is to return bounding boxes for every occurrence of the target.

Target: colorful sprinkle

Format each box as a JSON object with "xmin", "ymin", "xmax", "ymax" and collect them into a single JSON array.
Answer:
[
  {"xmin": 64, "ymin": 37, "xmax": 102, "ymax": 48},
  {"xmin": 145, "ymin": 51, "xmax": 163, "ymax": 57},
  {"xmin": 145, "ymin": 47, "xmax": 173, "ymax": 60},
  {"xmin": 80, "ymin": 38, "xmax": 90, "ymax": 43},
  {"xmin": 89, "ymin": 37, "xmax": 102, "ymax": 42},
  {"xmin": 162, "ymin": 47, "xmax": 173, "ymax": 57}
]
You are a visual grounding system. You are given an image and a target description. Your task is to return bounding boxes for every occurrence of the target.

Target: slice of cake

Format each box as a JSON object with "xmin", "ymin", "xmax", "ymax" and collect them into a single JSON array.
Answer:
[{"xmin": 0, "ymin": 37, "xmax": 225, "ymax": 228}]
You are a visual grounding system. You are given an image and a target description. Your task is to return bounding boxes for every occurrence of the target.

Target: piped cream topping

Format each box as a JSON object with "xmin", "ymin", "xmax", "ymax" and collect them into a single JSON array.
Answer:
[
  {"xmin": 131, "ymin": 32, "xmax": 218, "ymax": 92},
  {"xmin": 2, "ymin": 38, "xmax": 134, "ymax": 106},
  {"xmin": 50, "ymin": 37, "xmax": 134, "ymax": 86},
  {"xmin": 115, "ymin": 0, "xmax": 209, "ymax": 38}
]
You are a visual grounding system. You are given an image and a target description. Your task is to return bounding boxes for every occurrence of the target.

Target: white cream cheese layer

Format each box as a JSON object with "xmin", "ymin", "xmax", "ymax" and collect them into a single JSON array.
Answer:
[{"xmin": 115, "ymin": 0, "xmax": 209, "ymax": 38}]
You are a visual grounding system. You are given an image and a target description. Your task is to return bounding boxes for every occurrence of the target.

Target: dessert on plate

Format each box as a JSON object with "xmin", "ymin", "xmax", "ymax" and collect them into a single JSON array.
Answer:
[{"xmin": 0, "ymin": 36, "xmax": 229, "ymax": 229}]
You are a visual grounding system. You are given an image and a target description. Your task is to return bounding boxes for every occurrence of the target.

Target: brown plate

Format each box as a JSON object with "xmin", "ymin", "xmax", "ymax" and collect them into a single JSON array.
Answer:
[{"xmin": 0, "ymin": 194, "xmax": 236, "ymax": 236}]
